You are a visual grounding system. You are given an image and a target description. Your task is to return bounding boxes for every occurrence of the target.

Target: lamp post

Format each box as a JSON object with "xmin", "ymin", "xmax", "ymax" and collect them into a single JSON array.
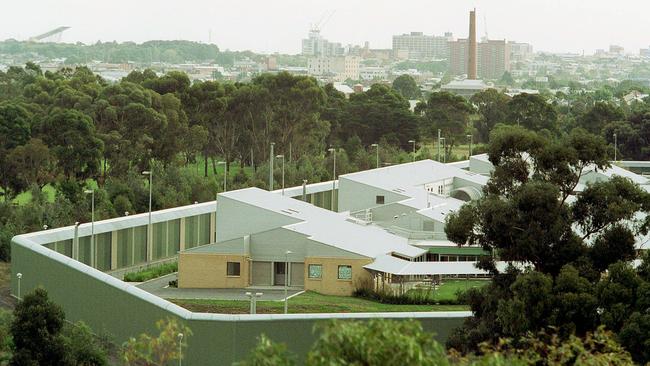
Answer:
[
  {"xmin": 73, "ymin": 221, "xmax": 80, "ymax": 260},
  {"xmin": 142, "ymin": 170, "xmax": 153, "ymax": 262},
  {"xmin": 269, "ymin": 142, "xmax": 275, "ymax": 190},
  {"xmin": 613, "ymin": 133, "xmax": 617, "ymax": 162},
  {"xmin": 16, "ymin": 272, "xmax": 22, "ymax": 299},
  {"xmin": 276, "ymin": 155, "xmax": 285, "ymax": 195},
  {"xmin": 177, "ymin": 332, "xmax": 184, "ymax": 366},
  {"xmin": 284, "ymin": 250, "xmax": 292, "ymax": 314},
  {"xmin": 217, "ymin": 161, "xmax": 227, "ymax": 192},
  {"xmin": 371, "ymin": 143, "xmax": 379, "ymax": 169},
  {"xmin": 84, "ymin": 189, "xmax": 95, "ymax": 267},
  {"xmin": 408, "ymin": 140, "xmax": 416, "ymax": 162},
  {"xmin": 440, "ymin": 138, "xmax": 446, "ymax": 163},
  {"xmin": 328, "ymin": 148, "xmax": 337, "ymax": 210},
  {"xmin": 467, "ymin": 134, "xmax": 473, "ymax": 158},
  {"xmin": 437, "ymin": 129, "xmax": 441, "ymax": 161}
]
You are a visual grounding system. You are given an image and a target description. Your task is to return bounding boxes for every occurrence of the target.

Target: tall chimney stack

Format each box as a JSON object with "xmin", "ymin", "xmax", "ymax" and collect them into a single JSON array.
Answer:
[{"xmin": 468, "ymin": 8, "xmax": 478, "ymax": 80}]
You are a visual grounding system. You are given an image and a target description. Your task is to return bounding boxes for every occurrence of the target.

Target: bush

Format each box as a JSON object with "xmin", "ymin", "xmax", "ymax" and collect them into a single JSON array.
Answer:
[
  {"xmin": 352, "ymin": 283, "xmax": 465, "ymax": 306},
  {"xmin": 123, "ymin": 262, "xmax": 178, "ymax": 282},
  {"xmin": 168, "ymin": 279, "xmax": 178, "ymax": 288}
]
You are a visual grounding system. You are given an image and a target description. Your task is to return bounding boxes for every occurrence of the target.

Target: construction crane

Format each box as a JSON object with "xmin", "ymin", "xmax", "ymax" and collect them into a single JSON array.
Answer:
[
  {"xmin": 310, "ymin": 10, "xmax": 335, "ymax": 32},
  {"xmin": 29, "ymin": 26, "xmax": 70, "ymax": 43}
]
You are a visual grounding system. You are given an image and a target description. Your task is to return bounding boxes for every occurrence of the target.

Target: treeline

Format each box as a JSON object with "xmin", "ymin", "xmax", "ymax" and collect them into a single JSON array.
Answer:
[{"xmin": 0, "ymin": 40, "xmax": 259, "ymax": 65}]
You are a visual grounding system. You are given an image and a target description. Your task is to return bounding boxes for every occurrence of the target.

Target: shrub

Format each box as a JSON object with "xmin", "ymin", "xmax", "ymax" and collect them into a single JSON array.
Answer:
[{"xmin": 123, "ymin": 262, "xmax": 178, "ymax": 282}]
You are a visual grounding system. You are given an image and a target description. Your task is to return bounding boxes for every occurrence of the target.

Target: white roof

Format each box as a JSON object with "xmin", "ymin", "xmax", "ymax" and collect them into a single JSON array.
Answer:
[
  {"xmin": 442, "ymin": 79, "xmax": 490, "ymax": 90},
  {"xmin": 220, "ymin": 188, "xmax": 425, "ymax": 259},
  {"xmin": 364, "ymin": 254, "xmax": 511, "ymax": 276},
  {"xmin": 340, "ymin": 160, "xmax": 488, "ymax": 212}
]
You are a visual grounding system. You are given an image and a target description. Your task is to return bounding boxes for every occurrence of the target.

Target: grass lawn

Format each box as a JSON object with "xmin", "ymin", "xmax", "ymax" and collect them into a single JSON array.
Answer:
[
  {"xmin": 409, "ymin": 279, "xmax": 489, "ymax": 301},
  {"xmin": 170, "ymin": 291, "xmax": 470, "ymax": 314}
]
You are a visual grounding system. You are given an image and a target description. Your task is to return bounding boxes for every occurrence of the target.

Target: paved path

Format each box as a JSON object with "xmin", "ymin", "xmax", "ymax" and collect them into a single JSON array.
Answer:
[{"xmin": 135, "ymin": 273, "xmax": 303, "ymax": 301}]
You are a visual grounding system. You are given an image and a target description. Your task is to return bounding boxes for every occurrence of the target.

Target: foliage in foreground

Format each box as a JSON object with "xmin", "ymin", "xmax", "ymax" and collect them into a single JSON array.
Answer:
[
  {"xmin": 239, "ymin": 319, "xmax": 634, "ymax": 366},
  {"xmin": 121, "ymin": 318, "xmax": 191, "ymax": 366},
  {"xmin": 9, "ymin": 288, "xmax": 107, "ymax": 366},
  {"xmin": 123, "ymin": 262, "xmax": 178, "ymax": 282}
]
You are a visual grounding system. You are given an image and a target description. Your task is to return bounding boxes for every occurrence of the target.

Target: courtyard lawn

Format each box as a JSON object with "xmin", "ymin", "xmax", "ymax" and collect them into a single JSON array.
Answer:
[
  {"xmin": 169, "ymin": 291, "xmax": 470, "ymax": 314},
  {"xmin": 409, "ymin": 279, "xmax": 490, "ymax": 302}
]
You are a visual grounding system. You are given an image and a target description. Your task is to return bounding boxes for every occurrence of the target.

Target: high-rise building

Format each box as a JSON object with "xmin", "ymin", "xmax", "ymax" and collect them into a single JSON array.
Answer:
[
  {"xmin": 392, "ymin": 32, "xmax": 453, "ymax": 60},
  {"xmin": 479, "ymin": 40, "xmax": 510, "ymax": 80},
  {"xmin": 449, "ymin": 38, "xmax": 470, "ymax": 76},
  {"xmin": 301, "ymin": 29, "xmax": 344, "ymax": 57}
]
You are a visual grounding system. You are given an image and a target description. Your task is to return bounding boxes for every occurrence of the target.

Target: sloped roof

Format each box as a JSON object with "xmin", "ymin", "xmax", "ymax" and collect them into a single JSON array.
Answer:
[{"xmin": 219, "ymin": 188, "xmax": 426, "ymax": 259}]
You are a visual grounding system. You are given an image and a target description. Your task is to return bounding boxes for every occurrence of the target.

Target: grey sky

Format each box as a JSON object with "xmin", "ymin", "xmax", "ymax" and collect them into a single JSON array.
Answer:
[{"xmin": 1, "ymin": 0, "xmax": 648, "ymax": 55}]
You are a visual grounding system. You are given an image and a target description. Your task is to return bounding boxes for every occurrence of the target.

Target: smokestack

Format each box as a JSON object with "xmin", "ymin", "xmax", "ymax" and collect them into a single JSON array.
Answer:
[{"xmin": 468, "ymin": 8, "xmax": 478, "ymax": 80}]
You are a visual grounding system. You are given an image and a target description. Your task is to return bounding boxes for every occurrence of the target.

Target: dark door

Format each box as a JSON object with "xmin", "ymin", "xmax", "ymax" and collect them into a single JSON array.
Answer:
[{"xmin": 274, "ymin": 262, "xmax": 286, "ymax": 286}]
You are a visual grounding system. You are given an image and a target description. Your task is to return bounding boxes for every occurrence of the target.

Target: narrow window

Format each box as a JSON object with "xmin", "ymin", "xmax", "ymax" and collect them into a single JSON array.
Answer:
[
  {"xmin": 227, "ymin": 262, "xmax": 241, "ymax": 276},
  {"xmin": 376, "ymin": 195, "xmax": 385, "ymax": 204}
]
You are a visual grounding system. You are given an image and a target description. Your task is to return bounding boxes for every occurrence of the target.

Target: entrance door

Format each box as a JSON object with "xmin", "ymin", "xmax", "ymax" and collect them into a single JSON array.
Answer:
[{"xmin": 274, "ymin": 262, "xmax": 286, "ymax": 286}]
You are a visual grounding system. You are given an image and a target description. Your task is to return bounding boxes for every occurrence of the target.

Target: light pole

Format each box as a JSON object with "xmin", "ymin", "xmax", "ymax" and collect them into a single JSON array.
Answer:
[
  {"xmin": 276, "ymin": 155, "xmax": 285, "ymax": 195},
  {"xmin": 177, "ymin": 332, "xmax": 183, "ymax": 366},
  {"xmin": 269, "ymin": 142, "xmax": 275, "ymax": 190},
  {"xmin": 613, "ymin": 133, "xmax": 618, "ymax": 162},
  {"xmin": 328, "ymin": 148, "xmax": 337, "ymax": 210},
  {"xmin": 371, "ymin": 143, "xmax": 379, "ymax": 169},
  {"xmin": 437, "ymin": 129, "xmax": 441, "ymax": 161},
  {"xmin": 408, "ymin": 140, "xmax": 416, "ymax": 162},
  {"xmin": 467, "ymin": 134, "xmax": 473, "ymax": 158},
  {"xmin": 217, "ymin": 161, "xmax": 227, "ymax": 192},
  {"xmin": 284, "ymin": 250, "xmax": 292, "ymax": 314},
  {"xmin": 142, "ymin": 170, "xmax": 153, "ymax": 262},
  {"xmin": 440, "ymin": 138, "xmax": 446, "ymax": 163},
  {"xmin": 16, "ymin": 272, "xmax": 22, "ymax": 299},
  {"xmin": 84, "ymin": 189, "xmax": 95, "ymax": 267}
]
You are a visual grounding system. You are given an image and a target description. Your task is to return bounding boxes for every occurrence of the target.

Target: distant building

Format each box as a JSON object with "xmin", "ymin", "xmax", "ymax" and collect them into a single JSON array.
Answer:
[
  {"xmin": 479, "ymin": 40, "xmax": 510, "ymax": 80},
  {"xmin": 508, "ymin": 41, "xmax": 533, "ymax": 62},
  {"xmin": 301, "ymin": 29, "xmax": 344, "ymax": 57},
  {"xmin": 266, "ymin": 56, "xmax": 277, "ymax": 71},
  {"xmin": 609, "ymin": 45, "xmax": 624, "ymax": 55},
  {"xmin": 359, "ymin": 66, "xmax": 387, "ymax": 80},
  {"xmin": 392, "ymin": 32, "xmax": 453, "ymax": 60},
  {"xmin": 640, "ymin": 47, "xmax": 650, "ymax": 58},
  {"xmin": 448, "ymin": 38, "xmax": 470, "ymax": 76},
  {"xmin": 308, "ymin": 56, "xmax": 360, "ymax": 81},
  {"xmin": 441, "ymin": 79, "xmax": 491, "ymax": 98},
  {"xmin": 449, "ymin": 38, "xmax": 511, "ymax": 80}
]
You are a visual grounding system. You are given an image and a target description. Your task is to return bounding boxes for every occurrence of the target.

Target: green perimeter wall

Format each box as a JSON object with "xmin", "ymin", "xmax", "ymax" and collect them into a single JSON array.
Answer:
[
  {"xmin": 12, "ymin": 236, "xmax": 468, "ymax": 365},
  {"xmin": 42, "ymin": 214, "xmax": 210, "ymax": 273}
]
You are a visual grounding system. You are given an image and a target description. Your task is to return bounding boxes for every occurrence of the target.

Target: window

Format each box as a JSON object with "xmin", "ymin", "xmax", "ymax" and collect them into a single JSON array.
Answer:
[
  {"xmin": 227, "ymin": 262, "xmax": 241, "ymax": 276},
  {"xmin": 308, "ymin": 264, "xmax": 322, "ymax": 279},
  {"xmin": 338, "ymin": 265, "xmax": 352, "ymax": 280},
  {"xmin": 376, "ymin": 195, "xmax": 385, "ymax": 204}
]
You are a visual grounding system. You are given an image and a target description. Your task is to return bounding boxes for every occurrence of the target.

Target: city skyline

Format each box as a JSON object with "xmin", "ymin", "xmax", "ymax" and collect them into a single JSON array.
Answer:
[{"xmin": 2, "ymin": 0, "xmax": 650, "ymax": 55}]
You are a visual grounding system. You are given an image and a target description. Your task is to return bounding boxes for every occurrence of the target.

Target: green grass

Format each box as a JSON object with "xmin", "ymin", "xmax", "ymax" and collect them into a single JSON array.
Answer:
[
  {"xmin": 123, "ymin": 262, "xmax": 178, "ymax": 282},
  {"xmin": 408, "ymin": 280, "xmax": 489, "ymax": 302},
  {"xmin": 169, "ymin": 291, "xmax": 470, "ymax": 314},
  {"xmin": 182, "ymin": 156, "xmax": 254, "ymax": 178}
]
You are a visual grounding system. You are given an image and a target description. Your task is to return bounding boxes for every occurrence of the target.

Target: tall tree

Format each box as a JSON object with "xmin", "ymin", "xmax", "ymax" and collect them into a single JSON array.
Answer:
[
  {"xmin": 35, "ymin": 109, "xmax": 103, "ymax": 180},
  {"xmin": 471, "ymin": 89, "xmax": 510, "ymax": 142},
  {"xmin": 507, "ymin": 93, "xmax": 558, "ymax": 133},
  {"xmin": 392, "ymin": 74, "xmax": 421, "ymax": 99}
]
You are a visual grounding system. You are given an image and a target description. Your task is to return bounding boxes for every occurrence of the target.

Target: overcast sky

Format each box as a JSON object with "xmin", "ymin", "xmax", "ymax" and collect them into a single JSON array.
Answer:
[{"xmin": 1, "ymin": 0, "xmax": 648, "ymax": 55}]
